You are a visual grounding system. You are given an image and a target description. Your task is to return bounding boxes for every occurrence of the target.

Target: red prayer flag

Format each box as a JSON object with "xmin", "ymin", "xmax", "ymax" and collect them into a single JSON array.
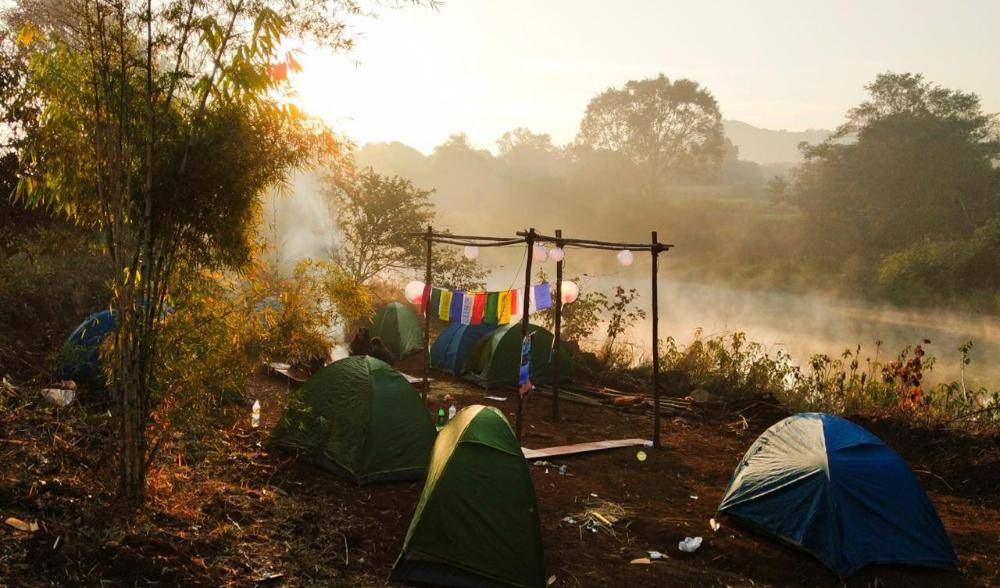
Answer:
[
  {"xmin": 419, "ymin": 284, "xmax": 432, "ymax": 314},
  {"xmin": 509, "ymin": 288, "xmax": 518, "ymax": 316},
  {"xmin": 471, "ymin": 292, "xmax": 487, "ymax": 325}
]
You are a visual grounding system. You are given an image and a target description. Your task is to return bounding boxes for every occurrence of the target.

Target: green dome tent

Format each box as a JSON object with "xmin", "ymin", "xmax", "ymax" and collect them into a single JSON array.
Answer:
[
  {"xmin": 270, "ymin": 355, "xmax": 434, "ymax": 484},
  {"xmin": 391, "ymin": 405, "xmax": 546, "ymax": 588},
  {"xmin": 464, "ymin": 323, "xmax": 573, "ymax": 389},
  {"xmin": 370, "ymin": 302, "xmax": 424, "ymax": 360}
]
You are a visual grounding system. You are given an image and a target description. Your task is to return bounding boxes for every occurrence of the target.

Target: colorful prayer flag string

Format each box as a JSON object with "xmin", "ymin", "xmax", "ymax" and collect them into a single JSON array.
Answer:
[{"xmin": 416, "ymin": 283, "xmax": 553, "ymax": 324}]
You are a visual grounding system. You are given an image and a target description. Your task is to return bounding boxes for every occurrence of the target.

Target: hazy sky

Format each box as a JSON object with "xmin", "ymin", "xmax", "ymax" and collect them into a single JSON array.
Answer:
[{"xmin": 291, "ymin": 0, "xmax": 1000, "ymax": 154}]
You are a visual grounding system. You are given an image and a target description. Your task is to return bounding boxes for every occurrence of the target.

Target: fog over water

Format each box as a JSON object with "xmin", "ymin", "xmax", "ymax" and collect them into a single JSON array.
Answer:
[
  {"xmin": 268, "ymin": 177, "xmax": 1000, "ymax": 390},
  {"xmin": 475, "ymin": 246, "xmax": 1000, "ymax": 389}
]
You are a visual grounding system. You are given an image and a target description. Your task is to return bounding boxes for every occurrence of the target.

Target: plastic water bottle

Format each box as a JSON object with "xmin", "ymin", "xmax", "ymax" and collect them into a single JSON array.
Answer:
[
  {"xmin": 251, "ymin": 399, "xmax": 261, "ymax": 428},
  {"xmin": 436, "ymin": 407, "xmax": 446, "ymax": 430},
  {"xmin": 448, "ymin": 403, "xmax": 457, "ymax": 421}
]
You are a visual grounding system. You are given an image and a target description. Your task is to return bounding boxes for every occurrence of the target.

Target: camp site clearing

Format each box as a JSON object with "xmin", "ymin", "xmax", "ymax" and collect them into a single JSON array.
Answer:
[
  {"xmin": 242, "ymin": 362, "xmax": 999, "ymax": 587},
  {"xmin": 3, "ymin": 363, "xmax": 998, "ymax": 586}
]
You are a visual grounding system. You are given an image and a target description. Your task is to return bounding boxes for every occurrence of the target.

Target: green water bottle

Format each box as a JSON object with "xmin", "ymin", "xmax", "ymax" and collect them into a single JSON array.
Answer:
[{"xmin": 436, "ymin": 407, "xmax": 446, "ymax": 430}]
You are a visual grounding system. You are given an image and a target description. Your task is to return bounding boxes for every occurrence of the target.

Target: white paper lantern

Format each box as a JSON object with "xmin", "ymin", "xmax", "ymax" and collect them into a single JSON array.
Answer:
[
  {"xmin": 548, "ymin": 247, "xmax": 565, "ymax": 262},
  {"xmin": 617, "ymin": 249, "xmax": 634, "ymax": 266},
  {"xmin": 463, "ymin": 245, "xmax": 480, "ymax": 260},
  {"xmin": 404, "ymin": 280, "xmax": 425, "ymax": 304},
  {"xmin": 532, "ymin": 244, "xmax": 548, "ymax": 262},
  {"xmin": 560, "ymin": 280, "xmax": 579, "ymax": 304}
]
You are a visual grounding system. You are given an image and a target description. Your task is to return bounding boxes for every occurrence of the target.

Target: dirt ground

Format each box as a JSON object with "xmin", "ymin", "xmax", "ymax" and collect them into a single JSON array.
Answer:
[{"xmin": 2, "ymin": 367, "xmax": 999, "ymax": 587}]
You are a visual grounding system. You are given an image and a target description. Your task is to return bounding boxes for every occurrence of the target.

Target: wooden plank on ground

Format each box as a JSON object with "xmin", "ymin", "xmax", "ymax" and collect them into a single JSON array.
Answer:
[
  {"xmin": 401, "ymin": 372, "xmax": 434, "ymax": 385},
  {"xmin": 521, "ymin": 438, "xmax": 652, "ymax": 460},
  {"xmin": 267, "ymin": 362, "xmax": 308, "ymax": 383}
]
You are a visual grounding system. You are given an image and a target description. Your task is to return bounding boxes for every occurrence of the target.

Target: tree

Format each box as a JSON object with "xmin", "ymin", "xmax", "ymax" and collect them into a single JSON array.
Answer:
[
  {"xmin": 3, "ymin": 0, "xmax": 360, "ymax": 502},
  {"xmin": 577, "ymin": 74, "xmax": 724, "ymax": 196},
  {"xmin": 782, "ymin": 72, "xmax": 1000, "ymax": 283},
  {"xmin": 325, "ymin": 167, "xmax": 485, "ymax": 289},
  {"xmin": 327, "ymin": 169, "xmax": 434, "ymax": 284},
  {"xmin": 718, "ymin": 138, "xmax": 764, "ymax": 189},
  {"xmin": 535, "ymin": 273, "xmax": 606, "ymax": 345},
  {"xmin": 496, "ymin": 128, "xmax": 567, "ymax": 181}
]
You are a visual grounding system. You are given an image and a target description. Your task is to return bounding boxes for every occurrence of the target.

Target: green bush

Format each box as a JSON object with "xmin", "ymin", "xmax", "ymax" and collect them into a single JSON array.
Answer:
[{"xmin": 654, "ymin": 329, "xmax": 998, "ymax": 428}]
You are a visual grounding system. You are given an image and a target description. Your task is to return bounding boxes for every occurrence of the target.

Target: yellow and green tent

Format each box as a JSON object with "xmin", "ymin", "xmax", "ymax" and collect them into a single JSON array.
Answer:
[{"xmin": 391, "ymin": 405, "xmax": 546, "ymax": 588}]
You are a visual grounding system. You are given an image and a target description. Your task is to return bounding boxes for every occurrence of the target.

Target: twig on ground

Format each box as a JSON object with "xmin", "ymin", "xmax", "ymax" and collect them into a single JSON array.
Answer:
[{"xmin": 913, "ymin": 469, "xmax": 953, "ymax": 491}]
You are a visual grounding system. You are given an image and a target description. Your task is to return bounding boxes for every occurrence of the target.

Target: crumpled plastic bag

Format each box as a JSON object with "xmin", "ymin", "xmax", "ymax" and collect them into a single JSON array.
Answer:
[
  {"xmin": 40, "ymin": 388, "xmax": 76, "ymax": 407},
  {"xmin": 678, "ymin": 536, "xmax": 703, "ymax": 553}
]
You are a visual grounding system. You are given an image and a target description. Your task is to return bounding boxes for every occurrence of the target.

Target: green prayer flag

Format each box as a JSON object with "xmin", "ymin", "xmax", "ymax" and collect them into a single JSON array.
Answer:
[
  {"xmin": 429, "ymin": 288, "xmax": 442, "ymax": 316},
  {"xmin": 483, "ymin": 291, "xmax": 499, "ymax": 324}
]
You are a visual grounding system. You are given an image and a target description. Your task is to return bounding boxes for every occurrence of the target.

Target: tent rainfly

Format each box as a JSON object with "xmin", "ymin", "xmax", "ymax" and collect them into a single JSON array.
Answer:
[
  {"xmin": 391, "ymin": 405, "xmax": 546, "ymax": 588},
  {"xmin": 430, "ymin": 323, "xmax": 497, "ymax": 375},
  {"xmin": 463, "ymin": 323, "xmax": 572, "ymax": 389},
  {"xmin": 370, "ymin": 302, "xmax": 424, "ymax": 360},
  {"xmin": 269, "ymin": 355, "xmax": 435, "ymax": 484},
  {"xmin": 718, "ymin": 413, "xmax": 957, "ymax": 577},
  {"xmin": 57, "ymin": 309, "xmax": 117, "ymax": 387}
]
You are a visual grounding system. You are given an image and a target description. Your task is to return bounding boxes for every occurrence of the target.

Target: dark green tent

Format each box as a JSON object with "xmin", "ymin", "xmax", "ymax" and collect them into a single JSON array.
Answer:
[
  {"xmin": 464, "ymin": 323, "xmax": 573, "ymax": 389},
  {"xmin": 370, "ymin": 302, "xmax": 424, "ymax": 360},
  {"xmin": 269, "ymin": 355, "xmax": 434, "ymax": 484},
  {"xmin": 391, "ymin": 405, "xmax": 546, "ymax": 588}
]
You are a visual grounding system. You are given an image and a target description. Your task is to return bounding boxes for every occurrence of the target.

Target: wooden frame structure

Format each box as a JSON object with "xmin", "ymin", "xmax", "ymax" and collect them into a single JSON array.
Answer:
[{"xmin": 415, "ymin": 227, "xmax": 673, "ymax": 448}]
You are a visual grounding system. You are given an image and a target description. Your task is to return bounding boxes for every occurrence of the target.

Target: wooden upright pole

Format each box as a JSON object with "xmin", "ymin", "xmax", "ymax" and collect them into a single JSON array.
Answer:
[
  {"xmin": 651, "ymin": 231, "xmax": 661, "ymax": 448},
  {"xmin": 552, "ymin": 229, "xmax": 563, "ymax": 422},
  {"xmin": 517, "ymin": 227, "xmax": 536, "ymax": 440},
  {"xmin": 422, "ymin": 225, "xmax": 433, "ymax": 402}
]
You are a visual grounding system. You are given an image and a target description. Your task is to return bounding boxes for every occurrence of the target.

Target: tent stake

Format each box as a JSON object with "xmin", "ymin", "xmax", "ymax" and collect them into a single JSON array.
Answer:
[
  {"xmin": 517, "ymin": 227, "xmax": 536, "ymax": 440},
  {"xmin": 552, "ymin": 229, "xmax": 563, "ymax": 422}
]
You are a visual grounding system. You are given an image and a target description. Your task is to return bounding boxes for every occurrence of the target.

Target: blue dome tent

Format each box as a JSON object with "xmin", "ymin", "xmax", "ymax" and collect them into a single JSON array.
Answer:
[
  {"xmin": 718, "ymin": 413, "xmax": 956, "ymax": 577},
  {"xmin": 57, "ymin": 310, "xmax": 117, "ymax": 386},
  {"xmin": 429, "ymin": 323, "xmax": 497, "ymax": 375}
]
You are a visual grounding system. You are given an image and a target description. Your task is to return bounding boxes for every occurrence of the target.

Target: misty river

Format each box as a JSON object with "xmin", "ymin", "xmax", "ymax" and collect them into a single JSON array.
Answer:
[
  {"xmin": 595, "ymin": 277, "xmax": 1000, "ymax": 390},
  {"xmin": 268, "ymin": 183, "xmax": 999, "ymax": 390},
  {"xmin": 475, "ymin": 252, "xmax": 1000, "ymax": 389}
]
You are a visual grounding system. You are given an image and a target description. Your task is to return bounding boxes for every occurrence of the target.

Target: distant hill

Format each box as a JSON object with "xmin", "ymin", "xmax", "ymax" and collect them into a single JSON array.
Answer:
[{"xmin": 723, "ymin": 120, "xmax": 832, "ymax": 165}]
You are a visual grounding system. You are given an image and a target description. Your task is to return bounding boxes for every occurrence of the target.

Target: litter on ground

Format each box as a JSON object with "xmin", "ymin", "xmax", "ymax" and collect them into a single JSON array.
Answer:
[
  {"xmin": 566, "ymin": 498, "xmax": 631, "ymax": 537},
  {"xmin": 678, "ymin": 536, "xmax": 703, "ymax": 553}
]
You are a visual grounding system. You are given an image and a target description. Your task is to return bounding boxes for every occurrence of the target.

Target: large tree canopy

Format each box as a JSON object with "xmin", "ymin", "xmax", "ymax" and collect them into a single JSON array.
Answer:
[
  {"xmin": 778, "ymin": 72, "xmax": 1000, "ymax": 302},
  {"xmin": 577, "ymin": 74, "xmax": 724, "ymax": 196}
]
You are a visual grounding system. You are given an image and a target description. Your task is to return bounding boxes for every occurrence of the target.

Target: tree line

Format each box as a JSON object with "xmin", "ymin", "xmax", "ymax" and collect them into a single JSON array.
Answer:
[{"xmin": 357, "ymin": 72, "xmax": 1000, "ymax": 311}]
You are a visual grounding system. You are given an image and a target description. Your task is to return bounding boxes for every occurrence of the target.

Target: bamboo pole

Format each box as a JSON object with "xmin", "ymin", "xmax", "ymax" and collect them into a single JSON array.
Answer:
[
  {"xmin": 422, "ymin": 225, "xmax": 432, "ymax": 402},
  {"xmin": 651, "ymin": 230, "xmax": 661, "ymax": 448},
  {"xmin": 552, "ymin": 229, "xmax": 563, "ymax": 422},
  {"xmin": 517, "ymin": 228, "xmax": 536, "ymax": 440}
]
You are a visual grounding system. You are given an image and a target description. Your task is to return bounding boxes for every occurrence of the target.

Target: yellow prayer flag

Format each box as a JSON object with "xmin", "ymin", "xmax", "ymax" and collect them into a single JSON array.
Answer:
[
  {"xmin": 498, "ymin": 290, "xmax": 512, "ymax": 324},
  {"xmin": 439, "ymin": 289, "xmax": 453, "ymax": 321}
]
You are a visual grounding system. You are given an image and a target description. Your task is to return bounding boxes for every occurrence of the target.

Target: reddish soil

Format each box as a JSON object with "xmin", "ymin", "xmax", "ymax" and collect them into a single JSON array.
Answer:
[
  {"xmin": 429, "ymin": 379, "xmax": 1000, "ymax": 588},
  {"xmin": 2, "ymin": 368, "xmax": 998, "ymax": 587}
]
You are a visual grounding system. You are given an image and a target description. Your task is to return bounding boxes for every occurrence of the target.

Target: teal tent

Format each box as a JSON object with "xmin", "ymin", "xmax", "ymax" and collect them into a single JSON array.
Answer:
[
  {"xmin": 391, "ymin": 405, "xmax": 546, "ymax": 588},
  {"xmin": 430, "ymin": 323, "xmax": 498, "ymax": 375},
  {"xmin": 463, "ymin": 323, "xmax": 572, "ymax": 389},
  {"xmin": 370, "ymin": 302, "xmax": 424, "ymax": 360},
  {"xmin": 719, "ymin": 413, "xmax": 956, "ymax": 577},
  {"xmin": 270, "ymin": 355, "xmax": 435, "ymax": 484}
]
